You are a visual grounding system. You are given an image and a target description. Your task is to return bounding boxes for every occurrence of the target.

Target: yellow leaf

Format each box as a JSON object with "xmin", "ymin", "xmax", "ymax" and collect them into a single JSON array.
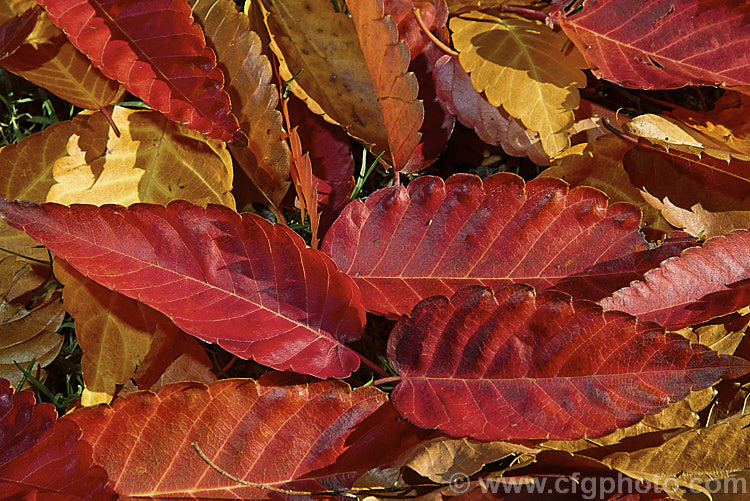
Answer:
[
  {"xmin": 450, "ymin": 11, "xmax": 586, "ymax": 157},
  {"xmin": 0, "ymin": 118, "xmax": 86, "ymax": 260},
  {"xmin": 0, "ymin": 255, "xmax": 63, "ymax": 389},
  {"xmin": 46, "ymin": 106, "xmax": 235, "ymax": 208},
  {"xmin": 603, "ymin": 414, "xmax": 750, "ymax": 497},
  {"xmin": 55, "ymin": 259, "xmax": 181, "ymax": 406}
]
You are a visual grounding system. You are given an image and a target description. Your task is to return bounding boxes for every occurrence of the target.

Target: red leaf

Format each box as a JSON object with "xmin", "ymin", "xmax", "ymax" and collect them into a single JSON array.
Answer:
[
  {"xmin": 552, "ymin": 0, "xmax": 750, "ymax": 90},
  {"xmin": 37, "ymin": 0, "xmax": 240, "ymax": 141},
  {"xmin": 322, "ymin": 173, "xmax": 692, "ymax": 317},
  {"xmin": 601, "ymin": 230, "xmax": 750, "ymax": 330},
  {"xmin": 0, "ymin": 200, "xmax": 365, "ymax": 378},
  {"xmin": 0, "ymin": 6, "xmax": 39, "ymax": 58},
  {"xmin": 0, "ymin": 379, "xmax": 113, "ymax": 498},
  {"xmin": 66, "ymin": 376, "xmax": 387, "ymax": 497},
  {"xmin": 387, "ymin": 286, "xmax": 750, "ymax": 440}
]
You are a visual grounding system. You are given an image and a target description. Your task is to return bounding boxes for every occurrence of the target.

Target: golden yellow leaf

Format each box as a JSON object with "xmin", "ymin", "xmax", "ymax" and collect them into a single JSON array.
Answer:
[
  {"xmin": 46, "ymin": 106, "xmax": 235, "ymax": 208},
  {"xmin": 257, "ymin": 0, "xmax": 388, "ymax": 157},
  {"xmin": 450, "ymin": 11, "xmax": 587, "ymax": 157},
  {"xmin": 190, "ymin": 0, "xmax": 291, "ymax": 206},
  {"xmin": 0, "ymin": 118, "xmax": 87, "ymax": 260},
  {"xmin": 540, "ymin": 134, "xmax": 674, "ymax": 236},
  {"xmin": 54, "ymin": 259, "xmax": 181, "ymax": 406},
  {"xmin": 0, "ymin": 255, "xmax": 63, "ymax": 389},
  {"xmin": 603, "ymin": 414, "xmax": 750, "ymax": 497}
]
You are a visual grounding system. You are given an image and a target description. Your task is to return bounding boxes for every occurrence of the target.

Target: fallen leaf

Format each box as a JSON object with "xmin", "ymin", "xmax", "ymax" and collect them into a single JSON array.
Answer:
[
  {"xmin": 348, "ymin": 0, "xmax": 424, "ymax": 170},
  {"xmin": 600, "ymin": 230, "xmax": 750, "ymax": 330},
  {"xmin": 540, "ymin": 134, "xmax": 674, "ymax": 236},
  {"xmin": 38, "ymin": 0, "xmax": 240, "ymax": 141},
  {"xmin": 0, "ymin": 117, "xmax": 86, "ymax": 260},
  {"xmin": 66, "ymin": 377, "xmax": 386, "ymax": 497},
  {"xmin": 400, "ymin": 437, "xmax": 538, "ymax": 483},
  {"xmin": 191, "ymin": 0, "xmax": 291, "ymax": 206},
  {"xmin": 450, "ymin": 11, "xmax": 587, "ymax": 157},
  {"xmin": 54, "ymin": 259, "xmax": 181, "ymax": 407},
  {"xmin": 0, "ymin": 200, "xmax": 366, "ymax": 378},
  {"xmin": 552, "ymin": 0, "xmax": 750, "ymax": 90},
  {"xmin": 0, "ymin": 379, "xmax": 113, "ymax": 498},
  {"xmin": 641, "ymin": 189, "xmax": 750, "ymax": 239},
  {"xmin": 260, "ymin": 0, "xmax": 387, "ymax": 157},
  {"xmin": 322, "ymin": 173, "xmax": 692, "ymax": 317},
  {"xmin": 0, "ymin": 255, "xmax": 62, "ymax": 389},
  {"xmin": 603, "ymin": 414, "xmax": 750, "ymax": 497},
  {"xmin": 1, "ymin": 15, "xmax": 124, "ymax": 110},
  {"xmin": 387, "ymin": 285, "xmax": 749, "ymax": 440},
  {"xmin": 46, "ymin": 106, "xmax": 235, "ymax": 208}
]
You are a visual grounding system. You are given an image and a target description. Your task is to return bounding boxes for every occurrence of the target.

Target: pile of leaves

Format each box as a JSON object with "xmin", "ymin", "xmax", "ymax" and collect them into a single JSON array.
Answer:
[{"xmin": 0, "ymin": 0, "xmax": 749, "ymax": 498}]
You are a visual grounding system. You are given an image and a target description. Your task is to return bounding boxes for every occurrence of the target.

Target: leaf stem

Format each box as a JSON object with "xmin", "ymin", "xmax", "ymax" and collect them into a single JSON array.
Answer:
[
  {"xmin": 497, "ymin": 5, "xmax": 553, "ymax": 25},
  {"xmin": 412, "ymin": 7, "xmax": 458, "ymax": 56},
  {"xmin": 192, "ymin": 442, "xmax": 354, "ymax": 497},
  {"xmin": 371, "ymin": 376, "xmax": 401, "ymax": 386},
  {"xmin": 356, "ymin": 352, "xmax": 390, "ymax": 378}
]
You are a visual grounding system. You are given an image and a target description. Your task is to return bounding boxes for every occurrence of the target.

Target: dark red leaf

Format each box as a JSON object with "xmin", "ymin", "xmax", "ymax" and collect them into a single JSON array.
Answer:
[
  {"xmin": 552, "ymin": 0, "xmax": 750, "ymax": 90},
  {"xmin": 387, "ymin": 286, "xmax": 749, "ymax": 440},
  {"xmin": 0, "ymin": 6, "xmax": 39, "ymax": 58},
  {"xmin": 0, "ymin": 379, "xmax": 113, "ymax": 498},
  {"xmin": 0, "ymin": 200, "xmax": 365, "ymax": 378},
  {"xmin": 67, "ymin": 376, "xmax": 388, "ymax": 497},
  {"xmin": 37, "ymin": 0, "xmax": 240, "ymax": 141},
  {"xmin": 601, "ymin": 230, "xmax": 750, "ymax": 330},
  {"xmin": 322, "ymin": 173, "xmax": 692, "ymax": 317}
]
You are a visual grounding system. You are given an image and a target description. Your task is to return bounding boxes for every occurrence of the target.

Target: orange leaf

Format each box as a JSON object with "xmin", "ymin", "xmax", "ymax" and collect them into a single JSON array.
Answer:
[
  {"xmin": 191, "ymin": 0, "xmax": 291, "ymax": 206},
  {"xmin": 347, "ymin": 0, "xmax": 424, "ymax": 171}
]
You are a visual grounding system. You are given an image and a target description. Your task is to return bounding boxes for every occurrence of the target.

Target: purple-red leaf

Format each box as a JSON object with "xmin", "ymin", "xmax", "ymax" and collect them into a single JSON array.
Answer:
[
  {"xmin": 601, "ymin": 230, "xmax": 750, "ymax": 330},
  {"xmin": 0, "ymin": 379, "xmax": 113, "ymax": 498},
  {"xmin": 0, "ymin": 200, "xmax": 365, "ymax": 378},
  {"xmin": 551, "ymin": 0, "xmax": 750, "ymax": 90},
  {"xmin": 37, "ymin": 0, "xmax": 240, "ymax": 141},
  {"xmin": 322, "ymin": 173, "xmax": 692, "ymax": 317},
  {"xmin": 387, "ymin": 286, "xmax": 750, "ymax": 441}
]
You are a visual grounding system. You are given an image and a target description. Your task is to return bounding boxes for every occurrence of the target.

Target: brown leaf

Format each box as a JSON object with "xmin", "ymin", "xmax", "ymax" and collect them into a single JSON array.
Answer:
[
  {"xmin": 400, "ymin": 437, "xmax": 538, "ymax": 483},
  {"xmin": 0, "ymin": 255, "xmax": 63, "ymax": 389},
  {"xmin": 540, "ymin": 134, "xmax": 674, "ymax": 237},
  {"xmin": 603, "ymin": 414, "xmax": 750, "ymax": 497},
  {"xmin": 190, "ymin": 0, "xmax": 291, "ymax": 207},
  {"xmin": 260, "ymin": 0, "xmax": 388, "ymax": 157}
]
